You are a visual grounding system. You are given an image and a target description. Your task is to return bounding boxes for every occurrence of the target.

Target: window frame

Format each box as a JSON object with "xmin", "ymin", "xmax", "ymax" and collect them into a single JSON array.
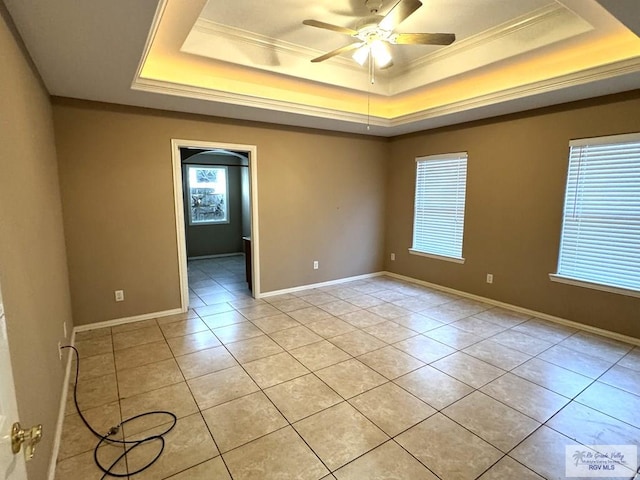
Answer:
[
  {"xmin": 409, "ymin": 152, "xmax": 468, "ymax": 264},
  {"xmin": 187, "ymin": 165, "xmax": 230, "ymax": 226},
  {"xmin": 550, "ymin": 132, "xmax": 640, "ymax": 298}
]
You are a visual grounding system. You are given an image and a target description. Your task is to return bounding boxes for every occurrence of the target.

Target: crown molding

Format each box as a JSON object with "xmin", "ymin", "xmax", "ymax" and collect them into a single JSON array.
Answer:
[
  {"xmin": 131, "ymin": 76, "xmax": 390, "ymax": 127},
  {"xmin": 390, "ymin": 55, "xmax": 640, "ymax": 126},
  {"xmin": 133, "ymin": 0, "xmax": 167, "ymax": 88},
  {"xmin": 132, "ymin": 54, "xmax": 640, "ymax": 133}
]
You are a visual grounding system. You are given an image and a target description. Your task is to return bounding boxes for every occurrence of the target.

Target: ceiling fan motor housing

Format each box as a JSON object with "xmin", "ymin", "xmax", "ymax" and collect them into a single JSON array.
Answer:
[
  {"xmin": 365, "ymin": 0, "xmax": 383, "ymax": 13},
  {"xmin": 355, "ymin": 15, "xmax": 391, "ymax": 44}
]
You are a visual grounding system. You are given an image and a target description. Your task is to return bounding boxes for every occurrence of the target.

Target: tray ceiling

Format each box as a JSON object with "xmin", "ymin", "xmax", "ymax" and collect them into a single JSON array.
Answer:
[{"xmin": 6, "ymin": 0, "xmax": 640, "ymax": 136}]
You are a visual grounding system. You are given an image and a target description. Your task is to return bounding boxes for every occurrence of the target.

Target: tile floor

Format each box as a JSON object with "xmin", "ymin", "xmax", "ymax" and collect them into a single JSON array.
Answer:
[{"xmin": 55, "ymin": 256, "xmax": 640, "ymax": 479}]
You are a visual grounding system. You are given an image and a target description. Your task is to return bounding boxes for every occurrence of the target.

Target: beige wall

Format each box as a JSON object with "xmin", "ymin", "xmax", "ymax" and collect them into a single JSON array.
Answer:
[
  {"xmin": 53, "ymin": 99, "xmax": 389, "ymax": 325},
  {"xmin": 386, "ymin": 92, "xmax": 640, "ymax": 339},
  {"xmin": 0, "ymin": 4, "xmax": 73, "ymax": 479}
]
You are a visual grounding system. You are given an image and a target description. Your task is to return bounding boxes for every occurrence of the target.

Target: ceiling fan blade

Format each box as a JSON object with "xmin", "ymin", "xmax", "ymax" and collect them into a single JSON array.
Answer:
[
  {"xmin": 378, "ymin": 0, "xmax": 422, "ymax": 31},
  {"xmin": 391, "ymin": 33, "xmax": 456, "ymax": 45},
  {"xmin": 311, "ymin": 42, "xmax": 365, "ymax": 63},
  {"xmin": 302, "ymin": 19, "xmax": 358, "ymax": 36}
]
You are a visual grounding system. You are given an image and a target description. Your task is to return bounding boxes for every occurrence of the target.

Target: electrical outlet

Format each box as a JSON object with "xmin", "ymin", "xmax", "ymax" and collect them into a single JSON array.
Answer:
[
  {"xmin": 390, "ymin": 253, "xmax": 396, "ymax": 261},
  {"xmin": 313, "ymin": 261, "xmax": 319, "ymax": 270},
  {"xmin": 486, "ymin": 273, "xmax": 493, "ymax": 284},
  {"xmin": 115, "ymin": 290, "xmax": 125, "ymax": 302},
  {"xmin": 58, "ymin": 341, "xmax": 62, "ymax": 361}
]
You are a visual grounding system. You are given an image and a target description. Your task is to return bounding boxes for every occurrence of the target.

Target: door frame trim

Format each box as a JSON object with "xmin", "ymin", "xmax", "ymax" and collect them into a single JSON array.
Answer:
[{"xmin": 171, "ymin": 139, "xmax": 260, "ymax": 309}]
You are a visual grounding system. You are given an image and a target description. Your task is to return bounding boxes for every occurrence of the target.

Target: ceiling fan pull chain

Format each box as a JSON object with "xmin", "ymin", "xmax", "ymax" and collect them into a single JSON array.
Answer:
[
  {"xmin": 367, "ymin": 56, "xmax": 372, "ymax": 131},
  {"xmin": 369, "ymin": 53, "xmax": 375, "ymax": 84}
]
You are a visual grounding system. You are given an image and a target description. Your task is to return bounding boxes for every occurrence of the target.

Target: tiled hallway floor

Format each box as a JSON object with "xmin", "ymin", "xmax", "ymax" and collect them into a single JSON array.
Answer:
[{"xmin": 56, "ymin": 256, "xmax": 640, "ymax": 479}]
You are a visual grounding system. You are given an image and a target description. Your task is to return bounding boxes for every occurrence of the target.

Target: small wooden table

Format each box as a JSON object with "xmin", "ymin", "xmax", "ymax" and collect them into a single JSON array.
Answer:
[{"xmin": 242, "ymin": 237, "xmax": 252, "ymax": 292}]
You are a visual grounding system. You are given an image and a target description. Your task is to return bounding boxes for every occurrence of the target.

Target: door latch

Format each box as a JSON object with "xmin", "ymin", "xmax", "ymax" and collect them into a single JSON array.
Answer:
[{"xmin": 11, "ymin": 422, "xmax": 43, "ymax": 461}]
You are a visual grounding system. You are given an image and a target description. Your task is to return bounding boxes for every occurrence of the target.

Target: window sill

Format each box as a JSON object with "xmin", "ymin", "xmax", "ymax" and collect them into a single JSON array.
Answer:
[
  {"xmin": 549, "ymin": 274, "xmax": 640, "ymax": 299},
  {"xmin": 409, "ymin": 249, "xmax": 465, "ymax": 264},
  {"xmin": 189, "ymin": 220, "xmax": 230, "ymax": 226}
]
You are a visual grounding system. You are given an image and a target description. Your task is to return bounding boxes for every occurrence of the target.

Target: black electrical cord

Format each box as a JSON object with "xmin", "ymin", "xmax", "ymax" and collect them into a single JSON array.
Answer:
[{"xmin": 63, "ymin": 345, "xmax": 177, "ymax": 479}]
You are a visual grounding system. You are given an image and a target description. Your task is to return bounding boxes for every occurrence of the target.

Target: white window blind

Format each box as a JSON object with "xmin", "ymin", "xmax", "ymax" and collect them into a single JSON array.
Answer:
[
  {"xmin": 411, "ymin": 152, "xmax": 468, "ymax": 261},
  {"xmin": 555, "ymin": 133, "xmax": 640, "ymax": 294}
]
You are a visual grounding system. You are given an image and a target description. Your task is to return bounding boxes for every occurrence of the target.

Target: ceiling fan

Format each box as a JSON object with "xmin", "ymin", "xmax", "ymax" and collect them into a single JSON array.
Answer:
[{"xmin": 303, "ymin": 0, "xmax": 456, "ymax": 68}]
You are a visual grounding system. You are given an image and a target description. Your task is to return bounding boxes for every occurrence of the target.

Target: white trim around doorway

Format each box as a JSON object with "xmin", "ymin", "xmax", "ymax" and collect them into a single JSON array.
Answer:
[{"xmin": 170, "ymin": 139, "xmax": 260, "ymax": 310}]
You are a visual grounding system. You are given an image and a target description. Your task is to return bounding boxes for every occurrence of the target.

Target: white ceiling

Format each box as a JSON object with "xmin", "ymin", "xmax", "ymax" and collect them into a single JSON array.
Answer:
[{"xmin": 5, "ymin": 0, "xmax": 640, "ymax": 137}]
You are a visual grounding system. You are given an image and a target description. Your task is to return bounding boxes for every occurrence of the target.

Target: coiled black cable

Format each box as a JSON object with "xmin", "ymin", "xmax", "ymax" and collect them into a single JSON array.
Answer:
[{"xmin": 63, "ymin": 345, "xmax": 177, "ymax": 478}]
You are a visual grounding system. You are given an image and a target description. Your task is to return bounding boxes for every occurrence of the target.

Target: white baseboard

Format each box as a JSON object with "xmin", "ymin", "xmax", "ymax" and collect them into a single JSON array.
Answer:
[
  {"xmin": 384, "ymin": 271, "xmax": 640, "ymax": 346},
  {"xmin": 188, "ymin": 252, "xmax": 243, "ymax": 260},
  {"xmin": 74, "ymin": 274, "xmax": 640, "ymax": 344},
  {"xmin": 262, "ymin": 270, "xmax": 639, "ymax": 344},
  {"xmin": 73, "ymin": 308, "xmax": 185, "ymax": 332},
  {"xmin": 260, "ymin": 272, "xmax": 384, "ymax": 298},
  {"xmin": 50, "ymin": 307, "xmax": 185, "ymax": 478}
]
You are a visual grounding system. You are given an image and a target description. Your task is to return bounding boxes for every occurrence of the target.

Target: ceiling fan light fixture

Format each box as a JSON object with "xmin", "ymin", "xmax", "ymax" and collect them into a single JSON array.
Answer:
[
  {"xmin": 371, "ymin": 39, "xmax": 392, "ymax": 67},
  {"xmin": 352, "ymin": 45, "xmax": 370, "ymax": 66},
  {"xmin": 303, "ymin": 0, "xmax": 455, "ymax": 65}
]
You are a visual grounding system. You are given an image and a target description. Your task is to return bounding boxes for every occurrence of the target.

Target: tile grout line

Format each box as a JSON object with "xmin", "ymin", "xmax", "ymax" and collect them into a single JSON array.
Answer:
[{"xmin": 61, "ymin": 267, "xmax": 639, "ymax": 479}]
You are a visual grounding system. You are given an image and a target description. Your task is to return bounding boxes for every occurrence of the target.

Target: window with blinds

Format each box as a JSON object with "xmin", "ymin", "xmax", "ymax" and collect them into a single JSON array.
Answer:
[
  {"xmin": 553, "ymin": 132, "xmax": 640, "ymax": 295},
  {"xmin": 410, "ymin": 152, "xmax": 468, "ymax": 262}
]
